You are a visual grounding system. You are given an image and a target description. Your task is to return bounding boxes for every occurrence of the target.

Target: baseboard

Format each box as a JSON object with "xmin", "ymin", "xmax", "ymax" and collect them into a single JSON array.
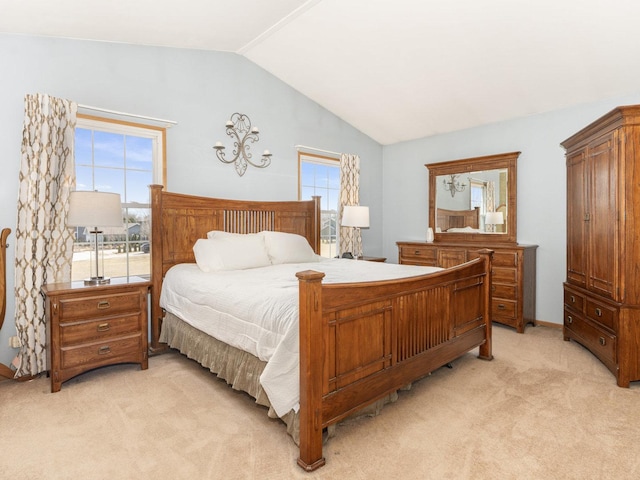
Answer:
[{"xmin": 533, "ymin": 319, "xmax": 562, "ymax": 329}]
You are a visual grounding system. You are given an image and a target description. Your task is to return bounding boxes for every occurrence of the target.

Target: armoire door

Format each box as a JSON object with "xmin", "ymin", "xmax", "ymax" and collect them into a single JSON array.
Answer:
[
  {"xmin": 566, "ymin": 148, "xmax": 587, "ymax": 288},
  {"xmin": 588, "ymin": 132, "xmax": 619, "ymax": 300}
]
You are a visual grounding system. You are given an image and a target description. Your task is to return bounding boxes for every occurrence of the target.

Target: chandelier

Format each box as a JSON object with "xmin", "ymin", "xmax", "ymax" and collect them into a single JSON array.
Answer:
[{"xmin": 442, "ymin": 174, "xmax": 467, "ymax": 197}]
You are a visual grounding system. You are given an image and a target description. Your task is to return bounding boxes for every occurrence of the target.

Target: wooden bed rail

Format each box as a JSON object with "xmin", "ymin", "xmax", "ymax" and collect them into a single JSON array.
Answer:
[{"xmin": 296, "ymin": 250, "xmax": 493, "ymax": 471}]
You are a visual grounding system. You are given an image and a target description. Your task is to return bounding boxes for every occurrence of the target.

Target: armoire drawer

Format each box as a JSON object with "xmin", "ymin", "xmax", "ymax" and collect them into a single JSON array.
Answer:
[
  {"xmin": 564, "ymin": 288, "xmax": 585, "ymax": 313},
  {"xmin": 564, "ymin": 310, "xmax": 616, "ymax": 371},
  {"xmin": 585, "ymin": 298, "xmax": 617, "ymax": 331}
]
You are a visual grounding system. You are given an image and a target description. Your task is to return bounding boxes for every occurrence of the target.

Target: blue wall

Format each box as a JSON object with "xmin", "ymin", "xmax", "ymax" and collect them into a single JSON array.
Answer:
[
  {"xmin": 3, "ymin": 33, "xmax": 640, "ymax": 369},
  {"xmin": 382, "ymin": 93, "xmax": 640, "ymax": 330},
  {"xmin": 0, "ymin": 34, "xmax": 383, "ymax": 366}
]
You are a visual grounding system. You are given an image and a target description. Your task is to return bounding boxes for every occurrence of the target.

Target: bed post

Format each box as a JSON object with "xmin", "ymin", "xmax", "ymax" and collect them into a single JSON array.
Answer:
[
  {"xmin": 149, "ymin": 184, "xmax": 165, "ymax": 353},
  {"xmin": 296, "ymin": 269, "xmax": 326, "ymax": 471},
  {"xmin": 477, "ymin": 249, "xmax": 494, "ymax": 360},
  {"xmin": 311, "ymin": 195, "xmax": 321, "ymax": 254}
]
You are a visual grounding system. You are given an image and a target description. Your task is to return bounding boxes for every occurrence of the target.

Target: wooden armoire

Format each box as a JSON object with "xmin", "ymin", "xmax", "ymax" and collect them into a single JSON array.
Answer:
[{"xmin": 562, "ymin": 105, "xmax": 640, "ymax": 387}]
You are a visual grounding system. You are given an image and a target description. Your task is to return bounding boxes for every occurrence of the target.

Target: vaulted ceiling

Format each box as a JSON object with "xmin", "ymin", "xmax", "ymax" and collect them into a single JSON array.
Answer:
[{"xmin": 3, "ymin": 0, "xmax": 640, "ymax": 144}]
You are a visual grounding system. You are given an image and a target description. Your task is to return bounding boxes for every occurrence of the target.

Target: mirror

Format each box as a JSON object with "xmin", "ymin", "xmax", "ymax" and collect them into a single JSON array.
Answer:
[{"xmin": 426, "ymin": 152, "xmax": 519, "ymax": 244}]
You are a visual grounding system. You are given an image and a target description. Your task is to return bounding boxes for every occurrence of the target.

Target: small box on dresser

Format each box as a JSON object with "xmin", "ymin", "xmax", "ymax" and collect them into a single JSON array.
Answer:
[{"xmin": 43, "ymin": 276, "xmax": 151, "ymax": 392}]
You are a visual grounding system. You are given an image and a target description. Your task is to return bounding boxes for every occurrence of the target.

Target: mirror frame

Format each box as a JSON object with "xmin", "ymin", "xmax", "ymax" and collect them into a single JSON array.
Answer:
[{"xmin": 426, "ymin": 151, "xmax": 519, "ymax": 245}]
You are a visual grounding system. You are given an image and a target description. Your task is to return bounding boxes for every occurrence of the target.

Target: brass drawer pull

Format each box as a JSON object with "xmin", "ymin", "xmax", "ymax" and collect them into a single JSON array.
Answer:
[
  {"xmin": 567, "ymin": 315, "xmax": 573, "ymax": 324},
  {"xmin": 414, "ymin": 250, "xmax": 421, "ymax": 255},
  {"xmin": 97, "ymin": 323, "xmax": 110, "ymax": 332},
  {"xmin": 599, "ymin": 337, "xmax": 606, "ymax": 346},
  {"xmin": 497, "ymin": 304, "xmax": 505, "ymax": 310},
  {"xmin": 595, "ymin": 307, "xmax": 602, "ymax": 317},
  {"xmin": 97, "ymin": 301, "xmax": 111, "ymax": 310},
  {"xmin": 98, "ymin": 346, "xmax": 111, "ymax": 355},
  {"xmin": 570, "ymin": 295, "xmax": 575, "ymax": 303}
]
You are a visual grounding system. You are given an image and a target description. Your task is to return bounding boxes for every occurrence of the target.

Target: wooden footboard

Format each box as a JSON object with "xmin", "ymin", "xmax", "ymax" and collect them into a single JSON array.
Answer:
[{"xmin": 296, "ymin": 251, "xmax": 493, "ymax": 471}]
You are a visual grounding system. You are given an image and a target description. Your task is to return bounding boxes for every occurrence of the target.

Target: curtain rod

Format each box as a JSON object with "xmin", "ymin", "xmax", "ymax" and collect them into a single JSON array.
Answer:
[
  {"xmin": 294, "ymin": 144, "xmax": 342, "ymax": 157},
  {"xmin": 78, "ymin": 104, "xmax": 178, "ymax": 126}
]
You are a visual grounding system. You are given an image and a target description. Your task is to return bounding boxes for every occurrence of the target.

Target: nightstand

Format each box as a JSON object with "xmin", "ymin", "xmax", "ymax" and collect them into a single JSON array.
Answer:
[
  {"xmin": 42, "ymin": 276, "xmax": 151, "ymax": 393},
  {"xmin": 359, "ymin": 256, "xmax": 386, "ymax": 262}
]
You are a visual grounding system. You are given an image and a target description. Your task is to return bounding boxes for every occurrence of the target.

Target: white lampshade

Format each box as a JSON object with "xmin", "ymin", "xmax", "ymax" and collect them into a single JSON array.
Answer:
[
  {"xmin": 67, "ymin": 191, "xmax": 123, "ymax": 228},
  {"xmin": 342, "ymin": 205, "xmax": 370, "ymax": 228},
  {"xmin": 485, "ymin": 211, "xmax": 504, "ymax": 225}
]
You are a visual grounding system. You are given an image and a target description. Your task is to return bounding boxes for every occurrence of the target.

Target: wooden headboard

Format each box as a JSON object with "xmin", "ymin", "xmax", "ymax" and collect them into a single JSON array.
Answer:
[
  {"xmin": 436, "ymin": 207, "xmax": 480, "ymax": 231},
  {"xmin": 149, "ymin": 184, "xmax": 321, "ymax": 351}
]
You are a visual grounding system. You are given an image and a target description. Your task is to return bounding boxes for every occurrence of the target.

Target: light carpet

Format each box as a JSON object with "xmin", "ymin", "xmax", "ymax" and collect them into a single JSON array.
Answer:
[{"xmin": 1, "ymin": 324, "xmax": 639, "ymax": 480}]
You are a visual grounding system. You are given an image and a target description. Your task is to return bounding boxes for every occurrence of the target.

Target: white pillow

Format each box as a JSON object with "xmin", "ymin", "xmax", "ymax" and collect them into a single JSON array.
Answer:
[
  {"xmin": 262, "ymin": 230, "xmax": 319, "ymax": 264},
  {"xmin": 207, "ymin": 230, "xmax": 244, "ymax": 240},
  {"xmin": 193, "ymin": 234, "xmax": 271, "ymax": 272}
]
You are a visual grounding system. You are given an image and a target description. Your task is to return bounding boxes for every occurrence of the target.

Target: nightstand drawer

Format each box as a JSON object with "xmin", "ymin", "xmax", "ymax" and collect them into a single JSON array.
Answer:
[
  {"xmin": 59, "ymin": 292, "xmax": 141, "ymax": 321},
  {"xmin": 60, "ymin": 335, "xmax": 142, "ymax": 370},
  {"xmin": 60, "ymin": 314, "xmax": 141, "ymax": 346}
]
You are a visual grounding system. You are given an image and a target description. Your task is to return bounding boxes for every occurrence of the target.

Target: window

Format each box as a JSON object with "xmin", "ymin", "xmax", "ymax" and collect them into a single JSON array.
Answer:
[
  {"xmin": 72, "ymin": 115, "xmax": 165, "ymax": 281},
  {"xmin": 299, "ymin": 153, "xmax": 340, "ymax": 258},
  {"xmin": 470, "ymin": 179, "xmax": 486, "ymax": 213}
]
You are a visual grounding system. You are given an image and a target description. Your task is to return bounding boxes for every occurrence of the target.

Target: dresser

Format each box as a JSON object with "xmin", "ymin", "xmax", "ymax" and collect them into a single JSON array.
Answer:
[
  {"xmin": 562, "ymin": 105, "xmax": 640, "ymax": 387},
  {"xmin": 398, "ymin": 241, "xmax": 537, "ymax": 333},
  {"xmin": 43, "ymin": 276, "xmax": 151, "ymax": 392}
]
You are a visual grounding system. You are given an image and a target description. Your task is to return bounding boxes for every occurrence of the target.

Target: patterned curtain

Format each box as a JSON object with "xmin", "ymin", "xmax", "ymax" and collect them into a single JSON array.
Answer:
[
  {"xmin": 14, "ymin": 93, "xmax": 77, "ymax": 377},
  {"xmin": 339, "ymin": 153, "xmax": 360, "ymax": 256},
  {"xmin": 486, "ymin": 181, "xmax": 496, "ymax": 232}
]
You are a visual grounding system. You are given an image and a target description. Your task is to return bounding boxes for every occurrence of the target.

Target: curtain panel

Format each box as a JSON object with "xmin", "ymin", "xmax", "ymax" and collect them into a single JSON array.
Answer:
[
  {"xmin": 338, "ymin": 153, "xmax": 361, "ymax": 256},
  {"xmin": 14, "ymin": 93, "xmax": 77, "ymax": 377}
]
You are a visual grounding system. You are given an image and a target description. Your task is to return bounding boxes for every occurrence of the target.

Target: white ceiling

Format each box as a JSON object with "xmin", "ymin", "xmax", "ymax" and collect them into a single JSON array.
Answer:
[{"xmin": 3, "ymin": 0, "xmax": 640, "ymax": 145}]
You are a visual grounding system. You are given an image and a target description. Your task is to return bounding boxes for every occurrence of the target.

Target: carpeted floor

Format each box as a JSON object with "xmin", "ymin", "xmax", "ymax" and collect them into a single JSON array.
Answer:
[{"xmin": 1, "ymin": 324, "xmax": 639, "ymax": 479}]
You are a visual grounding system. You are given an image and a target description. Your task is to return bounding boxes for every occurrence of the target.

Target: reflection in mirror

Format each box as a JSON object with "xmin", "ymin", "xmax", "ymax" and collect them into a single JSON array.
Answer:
[
  {"xmin": 435, "ymin": 169, "xmax": 507, "ymax": 234},
  {"xmin": 426, "ymin": 152, "xmax": 519, "ymax": 245}
]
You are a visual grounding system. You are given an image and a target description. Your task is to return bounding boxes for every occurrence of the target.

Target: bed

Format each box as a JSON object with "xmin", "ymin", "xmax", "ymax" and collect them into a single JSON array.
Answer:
[
  {"xmin": 437, "ymin": 207, "xmax": 480, "ymax": 232},
  {"xmin": 149, "ymin": 185, "xmax": 493, "ymax": 471}
]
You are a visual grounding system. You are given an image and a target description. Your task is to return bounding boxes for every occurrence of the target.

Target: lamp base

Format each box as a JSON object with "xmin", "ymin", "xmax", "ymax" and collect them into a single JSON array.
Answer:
[{"xmin": 83, "ymin": 276, "xmax": 111, "ymax": 286}]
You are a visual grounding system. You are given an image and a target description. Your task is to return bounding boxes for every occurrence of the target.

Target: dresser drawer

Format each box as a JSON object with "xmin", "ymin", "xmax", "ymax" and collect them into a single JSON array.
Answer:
[
  {"xmin": 492, "ymin": 251, "xmax": 518, "ymax": 267},
  {"xmin": 59, "ymin": 292, "xmax": 141, "ymax": 322},
  {"xmin": 60, "ymin": 334, "xmax": 142, "ymax": 370},
  {"xmin": 399, "ymin": 245, "xmax": 437, "ymax": 265},
  {"xmin": 60, "ymin": 314, "xmax": 141, "ymax": 346},
  {"xmin": 492, "ymin": 299, "xmax": 516, "ymax": 319},
  {"xmin": 564, "ymin": 310, "xmax": 616, "ymax": 371},
  {"xmin": 564, "ymin": 288, "xmax": 585, "ymax": 313},
  {"xmin": 585, "ymin": 298, "xmax": 617, "ymax": 331},
  {"xmin": 492, "ymin": 267, "xmax": 517, "ymax": 284},
  {"xmin": 493, "ymin": 283, "xmax": 517, "ymax": 300}
]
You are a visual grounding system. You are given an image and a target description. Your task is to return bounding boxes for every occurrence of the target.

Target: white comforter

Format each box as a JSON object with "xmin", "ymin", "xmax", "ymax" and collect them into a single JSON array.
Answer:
[{"xmin": 160, "ymin": 258, "xmax": 442, "ymax": 417}]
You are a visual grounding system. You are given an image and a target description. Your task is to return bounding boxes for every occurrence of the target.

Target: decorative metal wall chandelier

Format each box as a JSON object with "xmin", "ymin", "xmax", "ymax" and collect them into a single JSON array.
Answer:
[
  {"xmin": 213, "ymin": 113, "xmax": 272, "ymax": 176},
  {"xmin": 442, "ymin": 174, "xmax": 467, "ymax": 197}
]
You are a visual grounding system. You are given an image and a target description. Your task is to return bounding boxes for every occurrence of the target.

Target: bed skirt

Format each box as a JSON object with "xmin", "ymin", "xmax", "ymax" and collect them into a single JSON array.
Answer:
[{"xmin": 159, "ymin": 312, "xmax": 399, "ymax": 444}]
